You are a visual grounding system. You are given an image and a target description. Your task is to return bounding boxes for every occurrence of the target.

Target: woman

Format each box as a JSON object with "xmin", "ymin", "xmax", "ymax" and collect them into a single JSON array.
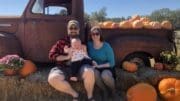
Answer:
[{"xmin": 87, "ymin": 26, "xmax": 116, "ymax": 100}]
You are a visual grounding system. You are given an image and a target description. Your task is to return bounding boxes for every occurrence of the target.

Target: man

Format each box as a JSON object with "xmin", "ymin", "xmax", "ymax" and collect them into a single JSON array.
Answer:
[{"xmin": 48, "ymin": 20, "xmax": 95, "ymax": 101}]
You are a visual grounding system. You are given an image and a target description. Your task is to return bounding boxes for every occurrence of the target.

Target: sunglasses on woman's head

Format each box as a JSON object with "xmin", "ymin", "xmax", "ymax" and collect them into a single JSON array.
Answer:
[
  {"xmin": 91, "ymin": 32, "xmax": 100, "ymax": 36},
  {"xmin": 69, "ymin": 27, "xmax": 78, "ymax": 30}
]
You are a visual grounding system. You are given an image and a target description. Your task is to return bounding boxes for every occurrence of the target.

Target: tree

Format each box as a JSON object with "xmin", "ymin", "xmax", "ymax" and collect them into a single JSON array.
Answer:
[
  {"xmin": 90, "ymin": 7, "xmax": 107, "ymax": 22},
  {"xmin": 149, "ymin": 8, "xmax": 180, "ymax": 28},
  {"xmin": 84, "ymin": 13, "xmax": 90, "ymax": 22},
  {"xmin": 107, "ymin": 17, "xmax": 126, "ymax": 22}
]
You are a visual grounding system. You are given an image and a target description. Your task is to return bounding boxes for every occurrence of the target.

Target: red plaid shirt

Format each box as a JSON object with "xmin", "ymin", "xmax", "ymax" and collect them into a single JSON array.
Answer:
[{"xmin": 49, "ymin": 36, "xmax": 70, "ymax": 65}]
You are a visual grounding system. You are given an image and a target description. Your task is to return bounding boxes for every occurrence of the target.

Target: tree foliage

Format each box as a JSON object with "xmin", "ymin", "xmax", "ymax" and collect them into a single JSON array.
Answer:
[
  {"xmin": 90, "ymin": 7, "xmax": 107, "ymax": 22},
  {"xmin": 84, "ymin": 8, "xmax": 180, "ymax": 28}
]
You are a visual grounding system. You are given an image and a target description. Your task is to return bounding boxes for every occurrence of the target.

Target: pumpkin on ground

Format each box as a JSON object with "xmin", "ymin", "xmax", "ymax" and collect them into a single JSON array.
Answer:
[
  {"xmin": 132, "ymin": 20, "xmax": 143, "ymax": 29},
  {"xmin": 158, "ymin": 78, "xmax": 180, "ymax": 101},
  {"xmin": 119, "ymin": 21, "xmax": 132, "ymax": 29},
  {"xmin": 127, "ymin": 83, "xmax": 157, "ymax": 101},
  {"xmin": 161, "ymin": 20, "xmax": 173, "ymax": 30},
  {"xmin": 150, "ymin": 21, "xmax": 161, "ymax": 29},
  {"xmin": 19, "ymin": 60, "xmax": 37, "ymax": 77},
  {"xmin": 122, "ymin": 61, "xmax": 138, "ymax": 72}
]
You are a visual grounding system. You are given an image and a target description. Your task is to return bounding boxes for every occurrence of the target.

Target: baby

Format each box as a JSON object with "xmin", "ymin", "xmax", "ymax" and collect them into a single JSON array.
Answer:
[{"xmin": 64, "ymin": 37, "xmax": 93, "ymax": 81}]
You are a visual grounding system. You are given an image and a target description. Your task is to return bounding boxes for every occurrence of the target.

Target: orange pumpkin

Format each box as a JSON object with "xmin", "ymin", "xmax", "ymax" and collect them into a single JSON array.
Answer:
[
  {"xmin": 158, "ymin": 78, "xmax": 180, "ymax": 101},
  {"xmin": 122, "ymin": 61, "xmax": 138, "ymax": 72},
  {"xmin": 119, "ymin": 21, "xmax": 132, "ymax": 29},
  {"xmin": 132, "ymin": 20, "xmax": 143, "ymax": 29},
  {"xmin": 161, "ymin": 20, "xmax": 172, "ymax": 30},
  {"xmin": 98, "ymin": 22, "xmax": 104, "ymax": 28},
  {"xmin": 143, "ymin": 22, "xmax": 152, "ymax": 29},
  {"xmin": 19, "ymin": 60, "xmax": 37, "ymax": 77},
  {"xmin": 111, "ymin": 22, "xmax": 119, "ymax": 28},
  {"xmin": 127, "ymin": 83, "xmax": 157, "ymax": 101},
  {"xmin": 129, "ymin": 15, "xmax": 141, "ymax": 22},
  {"xmin": 103, "ymin": 21, "xmax": 113, "ymax": 28},
  {"xmin": 140, "ymin": 17, "xmax": 151, "ymax": 23},
  {"xmin": 150, "ymin": 21, "xmax": 161, "ymax": 29}
]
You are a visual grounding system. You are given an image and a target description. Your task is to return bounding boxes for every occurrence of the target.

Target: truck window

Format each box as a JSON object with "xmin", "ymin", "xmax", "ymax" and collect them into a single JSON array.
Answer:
[
  {"xmin": 32, "ymin": 0, "xmax": 71, "ymax": 16},
  {"xmin": 32, "ymin": 0, "xmax": 44, "ymax": 14},
  {"xmin": 45, "ymin": 6, "xmax": 68, "ymax": 16}
]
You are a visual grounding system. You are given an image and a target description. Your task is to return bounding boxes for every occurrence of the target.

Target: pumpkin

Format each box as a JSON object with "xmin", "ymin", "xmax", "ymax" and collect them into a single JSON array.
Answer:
[
  {"xmin": 143, "ymin": 22, "xmax": 152, "ymax": 29},
  {"xmin": 19, "ymin": 60, "xmax": 37, "ymax": 77},
  {"xmin": 98, "ymin": 22, "xmax": 104, "ymax": 28},
  {"xmin": 127, "ymin": 83, "xmax": 157, "ymax": 101},
  {"xmin": 132, "ymin": 20, "xmax": 143, "ymax": 29},
  {"xmin": 119, "ymin": 21, "xmax": 132, "ymax": 29},
  {"xmin": 140, "ymin": 17, "xmax": 151, "ymax": 23},
  {"xmin": 161, "ymin": 20, "xmax": 173, "ymax": 30},
  {"xmin": 122, "ymin": 61, "xmax": 138, "ymax": 72},
  {"xmin": 111, "ymin": 22, "xmax": 119, "ymax": 28},
  {"xmin": 154, "ymin": 62, "xmax": 164, "ymax": 70},
  {"xmin": 150, "ymin": 21, "xmax": 161, "ymax": 29},
  {"xmin": 103, "ymin": 21, "xmax": 113, "ymax": 28},
  {"xmin": 129, "ymin": 15, "xmax": 141, "ymax": 22},
  {"xmin": 158, "ymin": 78, "xmax": 180, "ymax": 100}
]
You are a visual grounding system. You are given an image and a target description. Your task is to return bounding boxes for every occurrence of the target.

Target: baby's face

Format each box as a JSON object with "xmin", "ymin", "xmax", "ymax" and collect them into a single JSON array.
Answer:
[{"xmin": 71, "ymin": 39, "xmax": 81, "ymax": 49}]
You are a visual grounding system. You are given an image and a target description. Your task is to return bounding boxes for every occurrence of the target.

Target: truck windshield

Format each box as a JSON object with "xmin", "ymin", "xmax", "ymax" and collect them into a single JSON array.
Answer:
[
  {"xmin": 0, "ymin": 0, "xmax": 28, "ymax": 16},
  {"xmin": 32, "ymin": 0, "xmax": 71, "ymax": 16}
]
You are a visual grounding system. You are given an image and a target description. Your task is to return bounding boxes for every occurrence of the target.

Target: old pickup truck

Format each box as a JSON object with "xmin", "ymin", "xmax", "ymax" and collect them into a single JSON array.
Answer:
[{"xmin": 0, "ymin": 0, "xmax": 175, "ymax": 66}]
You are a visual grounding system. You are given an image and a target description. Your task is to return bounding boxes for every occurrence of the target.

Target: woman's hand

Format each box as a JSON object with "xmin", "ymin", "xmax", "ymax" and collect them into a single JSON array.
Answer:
[{"xmin": 92, "ymin": 60, "xmax": 98, "ymax": 68}]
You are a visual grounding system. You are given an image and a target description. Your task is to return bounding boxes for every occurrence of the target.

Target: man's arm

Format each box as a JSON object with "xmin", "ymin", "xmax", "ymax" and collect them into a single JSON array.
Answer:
[
  {"xmin": 56, "ymin": 54, "xmax": 71, "ymax": 61},
  {"xmin": 49, "ymin": 40, "xmax": 70, "ymax": 62}
]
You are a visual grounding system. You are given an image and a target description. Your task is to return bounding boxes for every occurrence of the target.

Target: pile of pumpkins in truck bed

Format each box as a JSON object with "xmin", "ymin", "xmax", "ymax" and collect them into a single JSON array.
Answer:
[{"xmin": 99, "ymin": 15, "xmax": 172, "ymax": 30}]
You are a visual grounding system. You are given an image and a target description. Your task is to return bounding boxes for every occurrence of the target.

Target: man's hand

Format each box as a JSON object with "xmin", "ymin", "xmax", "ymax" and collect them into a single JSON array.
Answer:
[
  {"xmin": 64, "ymin": 45, "xmax": 70, "ymax": 53},
  {"xmin": 56, "ymin": 53, "xmax": 72, "ymax": 61}
]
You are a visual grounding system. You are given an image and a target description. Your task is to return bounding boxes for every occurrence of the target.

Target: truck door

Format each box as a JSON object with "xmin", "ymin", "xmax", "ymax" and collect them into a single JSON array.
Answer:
[{"xmin": 24, "ymin": 0, "xmax": 74, "ymax": 62}]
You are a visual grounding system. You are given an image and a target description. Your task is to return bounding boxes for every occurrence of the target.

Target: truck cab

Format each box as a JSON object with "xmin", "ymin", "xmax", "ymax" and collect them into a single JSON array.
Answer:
[
  {"xmin": 0, "ymin": 0, "xmax": 84, "ymax": 62},
  {"xmin": 0, "ymin": 0, "xmax": 175, "ymax": 66}
]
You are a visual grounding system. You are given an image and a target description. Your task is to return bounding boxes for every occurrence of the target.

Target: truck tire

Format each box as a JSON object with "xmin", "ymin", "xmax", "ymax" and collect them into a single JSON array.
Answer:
[
  {"xmin": 123, "ymin": 52, "xmax": 152, "ymax": 67},
  {"xmin": 0, "ymin": 33, "xmax": 22, "ymax": 58}
]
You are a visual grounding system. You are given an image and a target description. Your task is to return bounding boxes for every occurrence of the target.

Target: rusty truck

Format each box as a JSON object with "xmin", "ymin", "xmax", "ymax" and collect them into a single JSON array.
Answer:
[{"xmin": 0, "ymin": 0, "xmax": 176, "ymax": 66}]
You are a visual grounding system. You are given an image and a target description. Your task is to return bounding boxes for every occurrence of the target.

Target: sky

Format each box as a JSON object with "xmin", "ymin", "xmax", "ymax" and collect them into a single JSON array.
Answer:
[{"xmin": 0, "ymin": 0, "xmax": 179, "ymax": 17}]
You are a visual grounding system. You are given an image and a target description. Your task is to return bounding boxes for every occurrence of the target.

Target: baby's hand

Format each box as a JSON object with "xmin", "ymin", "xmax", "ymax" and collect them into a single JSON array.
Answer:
[{"xmin": 70, "ymin": 77, "xmax": 78, "ymax": 81}]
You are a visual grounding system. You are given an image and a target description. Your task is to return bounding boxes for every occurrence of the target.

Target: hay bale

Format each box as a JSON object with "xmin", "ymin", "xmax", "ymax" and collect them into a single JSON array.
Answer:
[{"xmin": 0, "ymin": 67, "xmax": 180, "ymax": 101}]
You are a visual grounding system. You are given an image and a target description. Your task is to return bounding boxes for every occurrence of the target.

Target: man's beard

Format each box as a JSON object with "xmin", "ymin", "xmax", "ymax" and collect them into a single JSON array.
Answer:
[{"xmin": 69, "ymin": 34, "xmax": 80, "ymax": 38}]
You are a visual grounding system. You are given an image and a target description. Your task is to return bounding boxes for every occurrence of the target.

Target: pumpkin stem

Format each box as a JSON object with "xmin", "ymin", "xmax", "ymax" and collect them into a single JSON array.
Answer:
[{"xmin": 167, "ymin": 88, "xmax": 175, "ymax": 94}]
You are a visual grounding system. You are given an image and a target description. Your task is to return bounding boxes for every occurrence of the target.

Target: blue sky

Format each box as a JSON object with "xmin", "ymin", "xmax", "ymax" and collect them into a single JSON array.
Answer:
[
  {"xmin": 0, "ymin": 0, "xmax": 179, "ymax": 17},
  {"xmin": 84, "ymin": 0, "xmax": 180, "ymax": 17}
]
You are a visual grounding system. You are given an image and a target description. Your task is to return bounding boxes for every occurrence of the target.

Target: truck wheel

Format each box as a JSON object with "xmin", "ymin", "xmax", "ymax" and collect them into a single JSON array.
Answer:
[
  {"xmin": 123, "ymin": 53, "xmax": 152, "ymax": 67},
  {"xmin": 0, "ymin": 33, "xmax": 22, "ymax": 57}
]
